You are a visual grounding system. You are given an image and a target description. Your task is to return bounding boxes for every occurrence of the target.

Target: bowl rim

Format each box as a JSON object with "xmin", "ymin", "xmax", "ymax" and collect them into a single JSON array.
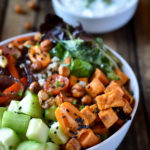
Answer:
[
  {"xmin": 0, "ymin": 32, "xmax": 140, "ymax": 149},
  {"xmin": 52, "ymin": 0, "xmax": 139, "ymax": 19}
]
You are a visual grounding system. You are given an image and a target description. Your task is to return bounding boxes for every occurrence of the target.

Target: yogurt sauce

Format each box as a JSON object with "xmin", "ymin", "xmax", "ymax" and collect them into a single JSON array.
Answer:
[{"xmin": 61, "ymin": 0, "xmax": 135, "ymax": 17}]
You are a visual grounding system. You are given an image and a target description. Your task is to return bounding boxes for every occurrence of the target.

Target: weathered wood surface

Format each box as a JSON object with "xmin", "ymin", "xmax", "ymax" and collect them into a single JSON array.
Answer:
[{"xmin": 0, "ymin": 0, "xmax": 150, "ymax": 149}]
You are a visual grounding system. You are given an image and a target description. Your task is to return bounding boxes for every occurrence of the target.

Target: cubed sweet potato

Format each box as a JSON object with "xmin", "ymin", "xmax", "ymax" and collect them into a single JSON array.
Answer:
[
  {"xmin": 104, "ymin": 81, "xmax": 124, "ymax": 95},
  {"xmin": 63, "ymin": 57, "xmax": 71, "ymax": 64},
  {"xmin": 85, "ymin": 78, "xmax": 105, "ymax": 97},
  {"xmin": 114, "ymin": 69, "xmax": 129, "ymax": 86},
  {"xmin": 123, "ymin": 98, "xmax": 132, "ymax": 114},
  {"xmin": 122, "ymin": 87, "xmax": 133, "ymax": 104},
  {"xmin": 91, "ymin": 68, "xmax": 109, "ymax": 85},
  {"xmin": 92, "ymin": 123, "xmax": 109, "ymax": 135},
  {"xmin": 69, "ymin": 75, "xmax": 78, "ymax": 87},
  {"xmin": 96, "ymin": 89, "xmax": 124, "ymax": 110},
  {"xmin": 77, "ymin": 129, "xmax": 100, "ymax": 148},
  {"xmin": 81, "ymin": 106, "xmax": 97, "ymax": 125},
  {"xmin": 99, "ymin": 108, "xmax": 119, "ymax": 129}
]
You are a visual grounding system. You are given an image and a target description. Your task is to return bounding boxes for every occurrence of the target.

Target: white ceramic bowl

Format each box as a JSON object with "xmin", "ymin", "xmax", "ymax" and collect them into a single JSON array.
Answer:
[
  {"xmin": 0, "ymin": 33, "xmax": 139, "ymax": 150},
  {"xmin": 52, "ymin": 0, "xmax": 139, "ymax": 33}
]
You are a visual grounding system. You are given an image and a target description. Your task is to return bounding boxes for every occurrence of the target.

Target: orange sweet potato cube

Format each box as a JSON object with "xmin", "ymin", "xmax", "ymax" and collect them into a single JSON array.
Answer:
[
  {"xmin": 123, "ymin": 99, "xmax": 132, "ymax": 114},
  {"xmin": 114, "ymin": 69, "xmax": 129, "ymax": 86},
  {"xmin": 96, "ymin": 89, "xmax": 124, "ymax": 110},
  {"xmin": 85, "ymin": 79, "xmax": 105, "ymax": 97},
  {"xmin": 69, "ymin": 75, "xmax": 78, "ymax": 87},
  {"xmin": 91, "ymin": 68, "xmax": 109, "ymax": 85},
  {"xmin": 99, "ymin": 108, "xmax": 119, "ymax": 129},
  {"xmin": 104, "ymin": 81, "xmax": 124, "ymax": 95},
  {"xmin": 81, "ymin": 106, "xmax": 97, "ymax": 125}
]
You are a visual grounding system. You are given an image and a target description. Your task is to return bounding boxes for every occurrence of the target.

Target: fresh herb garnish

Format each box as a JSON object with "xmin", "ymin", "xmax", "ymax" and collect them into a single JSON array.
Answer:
[
  {"xmin": 18, "ymin": 91, "xmax": 23, "ymax": 97},
  {"xmin": 101, "ymin": 134, "xmax": 108, "ymax": 141},
  {"xmin": 56, "ymin": 81, "xmax": 60, "ymax": 87},
  {"xmin": 73, "ymin": 100, "xmax": 77, "ymax": 105},
  {"xmin": 79, "ymin": 105, "xmax": 85, "ymax": 111}
]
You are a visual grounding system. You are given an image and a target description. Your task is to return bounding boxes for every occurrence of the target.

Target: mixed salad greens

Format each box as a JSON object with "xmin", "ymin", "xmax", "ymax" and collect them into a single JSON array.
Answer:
[{"xmin": 0, "ymin": 14, "xmax": 134, "ymax": 150}]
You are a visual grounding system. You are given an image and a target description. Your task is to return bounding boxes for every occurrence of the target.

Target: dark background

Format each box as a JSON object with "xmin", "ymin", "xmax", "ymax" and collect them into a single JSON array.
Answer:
[{"xmin": 0, "ymin": 0, "xmax": 150, "ymax": 149}]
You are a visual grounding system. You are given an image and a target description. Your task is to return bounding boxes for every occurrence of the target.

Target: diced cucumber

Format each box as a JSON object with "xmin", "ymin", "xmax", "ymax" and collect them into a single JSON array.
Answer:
[
  {"xmin": 8, "ymin": 101, "xmax": 20, "ymax": 113},
  {"xmin": 49, "ymin": 122, "xmax": 69, "ymax": 145},
  {"xmin": 16, "ymin": 141, "xmax": 45, "ymax": 150},
  {"xmin": 45, "ymin": 142, "xmax": 60, "ymax": 150},
  {"xmin": 0, "ymin": 128, "xmax": 20, "ymax": 149},
  {"xmin": 0, "ymin": 107, "xmax": 7, "ymax": 128},
  {"xmin": 44, "ymin": 105, "xmax": 57, "ymax": 121},
  {"xmin": 2, "ymin": 111, "xmax": 31, "ymax": 136},
  {"xmin": 26, "ymin": 118, "xmax": 49, "ymax": 143},
  {"xmin": 19, "ymin": 90, "xmax": 43, "ymax": 118}
]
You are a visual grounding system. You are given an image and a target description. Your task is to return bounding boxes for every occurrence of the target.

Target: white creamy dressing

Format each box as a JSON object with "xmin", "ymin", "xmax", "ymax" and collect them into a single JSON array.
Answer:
[{"xmin": 61, "ymin": 0, "xmax": 134, "ymax": 17}]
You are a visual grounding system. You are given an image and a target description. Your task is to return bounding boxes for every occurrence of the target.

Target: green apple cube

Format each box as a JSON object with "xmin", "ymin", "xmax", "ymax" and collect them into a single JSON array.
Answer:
[
  {"xmin": 0, "ymin": 107, "xmax": 7, "ymax": 128},
  {"xmin": 0, "ymin": 128, "xmax": 20, "ymax": 149},
  {"xmin": 26, "ymin": 118, "xmax": 49, "ymax": 143},
  {"xmin": 19, "ymin": 90, "xmax": 43, "ymax": 118},
  {"xmin": 8, "ymin": 101, "xmax": 20, "ymax": 113},
  {"xmin": 2, "ymin": 111, "xmax": 30, "ymax": 136},
  {"xmin": 44, "ymin": 105, "xmax": 57, "ymax": 121},
  {"xmin": 45, "ymin": 142, "xmax": 60, "ymax": 150},
  {"xmin": 49, "ymin": 122, "xmax": 69, "ymax": 145},
  {"xmin": 16, "ymin": 141, "xmax": 45, "ymax": 150}
]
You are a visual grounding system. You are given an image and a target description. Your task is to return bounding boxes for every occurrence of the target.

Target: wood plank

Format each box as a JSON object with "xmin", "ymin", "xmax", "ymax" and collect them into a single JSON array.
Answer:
[
  {"xmin": 0, "ymin": 0, "xmax": 9, "ymax": 40},
  {"xmin": 133, "ymin": 0, "xmax": 150, "ymax": 140},
  {"xmin": 1, "ymin": 0, "xmax": 38, "ymax": 40}
]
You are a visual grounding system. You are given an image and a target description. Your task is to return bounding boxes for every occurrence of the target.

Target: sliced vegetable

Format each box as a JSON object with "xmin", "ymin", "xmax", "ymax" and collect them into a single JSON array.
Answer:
[
  {"xmin": 49, "ymin": 122, "xmax": 69, "ymax": 145},
  {"xmin": 0, "ymin": 128, "xmax": 20, "ymax": 149},
  {"xmin": 26, "ymin": 118, "xmax": 49, "ymax": 143},
  {"xmin": 55, "ymin": 102, "xmax": 89, "ymax": 137},
  {"xmin": 44, "ymin": 74, "xmax": 69, "ymax": 95}
]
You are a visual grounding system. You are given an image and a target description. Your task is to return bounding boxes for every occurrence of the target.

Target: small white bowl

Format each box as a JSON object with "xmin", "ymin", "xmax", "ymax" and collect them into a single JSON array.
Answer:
[
  {"xmin": 52, "ymin": 0, "xmax": 139, "ymax": 33},
  {"xmin": 0, "ymin": 33, "xmax": 139, "ymax": 150}
]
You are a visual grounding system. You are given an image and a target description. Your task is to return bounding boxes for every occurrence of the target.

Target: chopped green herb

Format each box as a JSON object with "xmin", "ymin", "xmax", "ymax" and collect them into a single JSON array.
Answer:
[
  {"xmin": 56, "ymin": 81, "xmax": 60, "ymax": 87},
  {"xmin": 13, "ymin": 54, "xmax": 17, "ymax": 59},
  {"xmin": 101, "ymin": 134, "xmax": 108, "ymax": 141},
  {"xmin": 130, "ymin": 91, "xmax": 134, "ymax": 96},
  {"xmin": 36, "ymin": 43, "xmax": 40, "ymax": 46},
  {"xmin": 73, "ymin": 100, "xmax": 77, "ymax": 105},
  {"xmin": 87, "ymin": 92, "xmax": 91, "ymax": 96},
  {"xmin": 49, "ymin": 92, "xmax": 53, "ymax": 97},
  {"xmin": 79, "ymin": 105, "xmax": 85, "ymax": 111},
  {"xmin": 18, "ymin": 91, "xmax": 23, "ymax": 97}
]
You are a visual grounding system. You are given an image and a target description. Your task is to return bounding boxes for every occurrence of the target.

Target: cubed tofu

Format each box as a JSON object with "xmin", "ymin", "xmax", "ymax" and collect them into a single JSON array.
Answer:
[
  {"xmin": 123, "ymin": 99, "xmax": 132, "ymax": 114},
  {"xmin": 81, "ymin": 106, "xmax": 97, "ymax": 125},
  {"xmin": 91, "ymin": 68, "xmax": 109, "ymax": 85},
  {"xmin": 114, "ymin": 69, "xmax": 129, "ymax": 86},
  {"xmin": 85, "ymin": 79, "xmax": 105, "ymax": 97},
  {"xmin": 99, "ymin": 108, "xmax": 119, "ymax": 129},
  {"xmin": 69, "ymin": 75, "xmax": 78, "ymax": 87},
  {"xmin": 96, "ymin": 89, "xmax": 124, "ymax": 110},
  {"xmin": 104, "ymin": 81, "xmax": 124, "ymax": 95}
]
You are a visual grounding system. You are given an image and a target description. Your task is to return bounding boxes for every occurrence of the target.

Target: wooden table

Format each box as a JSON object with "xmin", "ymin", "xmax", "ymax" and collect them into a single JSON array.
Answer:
[{"xmin": 0, "ymin": 0, "xmax": 150, "ymax": 149}]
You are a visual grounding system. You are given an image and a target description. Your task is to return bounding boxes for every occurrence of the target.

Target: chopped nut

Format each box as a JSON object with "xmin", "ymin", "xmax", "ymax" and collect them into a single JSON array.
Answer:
[
  {"xmin": 24, "ymin": 21, "xmax": 33, "ymax": 30},
  {"xmin": 30, "ymin": 61, "xmax": 42, "ymax": 72},
  {"xmin": 29, "ymin": 81, "xmax": 41, "ymax": 94},
  {"xmin": 27, "ymin": 1, "xmax": 38, "ymax": 10},
  {"xmin": 0, "ymin": 56, "xmax": 8, "ymax": 68},
  {"xmin": 14, "ymin": 4, "xmax": 25, "ymax": 14},
  {"xmin": 40, "ymin": 39, "xmax": 52, "ymax": 52}
]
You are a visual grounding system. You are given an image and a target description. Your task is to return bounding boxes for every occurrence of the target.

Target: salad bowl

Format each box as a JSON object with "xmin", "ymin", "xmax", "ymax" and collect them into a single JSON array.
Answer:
[{"xmin": 0, "ymin": 32, "xmax": 139, "ymax": 150}]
